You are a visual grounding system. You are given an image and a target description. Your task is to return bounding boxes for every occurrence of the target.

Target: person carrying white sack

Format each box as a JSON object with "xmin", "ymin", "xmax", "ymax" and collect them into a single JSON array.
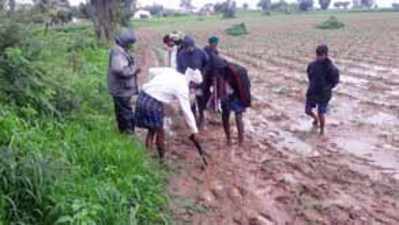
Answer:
[{"xmin": 134, "ymin": 67, "xmax": 202, "ymax": 159}]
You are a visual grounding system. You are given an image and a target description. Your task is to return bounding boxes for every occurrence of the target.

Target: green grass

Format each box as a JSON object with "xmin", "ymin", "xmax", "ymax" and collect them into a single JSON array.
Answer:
[{"xmin": 0, "ymin": 20, "xmax": 170, "ymax": 225}]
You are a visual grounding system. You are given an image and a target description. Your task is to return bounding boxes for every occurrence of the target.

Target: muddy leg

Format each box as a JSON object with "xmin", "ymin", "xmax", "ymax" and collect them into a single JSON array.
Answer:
[
  {"xmin": 222, "ymin": 110, "xmax": 232, "ymax": 145},
  {"xmin": 236, "ymin": 112, "xmax": 244, "ymax": 146},
  {"xmin": 155, "ymin": 128, "xmax": 166, "ymax": 159},
  {"xmin": 306, "ymin": 108, "xmax": 319, "ymax": 127},
  {"xmin": 145, "ymin": 129, "xmax": 155, "ymax": 149},
  {"xmin": 318, "ymin": 112, "xmax": 325, "ymax": 136},
  {"xmin": 197, "ymin": 96, "xmax": 206, "ymax": 130}
]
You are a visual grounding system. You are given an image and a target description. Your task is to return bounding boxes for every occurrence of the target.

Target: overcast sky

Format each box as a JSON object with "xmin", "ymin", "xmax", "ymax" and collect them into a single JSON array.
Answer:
[{"xmin": 18, "ymin": 0, "xmax": 398, "ymax": 9}]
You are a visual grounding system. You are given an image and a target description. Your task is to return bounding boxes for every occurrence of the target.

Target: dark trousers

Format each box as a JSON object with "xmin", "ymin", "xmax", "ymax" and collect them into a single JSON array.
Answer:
[{"xmin": 113, "ymin": 96, "xmax": 135, "ymax": 134}]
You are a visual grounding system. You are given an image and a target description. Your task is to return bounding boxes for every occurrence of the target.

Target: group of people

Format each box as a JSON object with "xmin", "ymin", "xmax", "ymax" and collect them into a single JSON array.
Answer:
[
  {"xmin": 107, "ymin": 29, "xmax": 251, "ymax": 159},
  {"xmin": 107, "ymin": 28, "xmax": 339, "ymax": 160}
]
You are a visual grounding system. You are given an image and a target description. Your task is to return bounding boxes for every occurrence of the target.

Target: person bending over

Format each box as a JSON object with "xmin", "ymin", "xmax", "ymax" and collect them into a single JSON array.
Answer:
[
  {"xmin": 134, "ymin": 67, "xmax": 202, "ymax": 159},
  {"xmin": 221, "ymin": 63, "xmax": 251, "ymax": 146}
]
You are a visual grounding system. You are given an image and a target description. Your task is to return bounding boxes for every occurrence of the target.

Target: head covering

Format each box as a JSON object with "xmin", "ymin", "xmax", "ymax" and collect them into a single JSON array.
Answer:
[
  {"xmin": 209, "ymin": 36, "xmax": 219, "ymax": 45},
  {"xmin": 169, "ymin": 31, "xmax": 185, "ymax": 42},
  {"xmin": 182, "ymin": 36, "xmax": 195, "ymax": 48},
  {"xmin": 185, "ymin": 68, "xmax": 203, "ymax": 84},
  {"xmin": 115, "ymin": 29, "xmax": 136, "ymax": 48}
]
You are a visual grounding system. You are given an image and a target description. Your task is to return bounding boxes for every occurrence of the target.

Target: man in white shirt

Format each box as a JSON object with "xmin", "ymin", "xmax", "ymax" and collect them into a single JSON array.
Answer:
[{"xmin": 135, "ymin": 67, "xmax": 202, "ymax": 159}]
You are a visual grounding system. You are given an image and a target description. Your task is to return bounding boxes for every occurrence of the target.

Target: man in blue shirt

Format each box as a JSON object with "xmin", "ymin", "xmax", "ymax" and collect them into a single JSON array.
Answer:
[{"xmin": 177, "ymin": 36, "xmax": 209, "ymax": 128}]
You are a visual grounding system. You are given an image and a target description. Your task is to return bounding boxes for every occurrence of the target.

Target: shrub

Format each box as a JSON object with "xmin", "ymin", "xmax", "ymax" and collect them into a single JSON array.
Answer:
[
  {"xmin": 0, "ymin": 147, "xmax": 64, "ymax": 225},
  {"xmin": 225, "ymin": 23, "xmax": 249, "ymax": 36},
  {"xmin": 316, "ymin": 16, "xmax": 345, "ymax": 29}
]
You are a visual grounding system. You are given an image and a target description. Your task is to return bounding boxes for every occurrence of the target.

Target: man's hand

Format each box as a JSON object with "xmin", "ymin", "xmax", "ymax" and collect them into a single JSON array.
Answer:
[
  {"xmin": 134, "ymin": 68, "xmax": 142, "ymax": 75},
  {"xmin": 189, "ymin": 134, "xmax": 196, "ymax": 141}
]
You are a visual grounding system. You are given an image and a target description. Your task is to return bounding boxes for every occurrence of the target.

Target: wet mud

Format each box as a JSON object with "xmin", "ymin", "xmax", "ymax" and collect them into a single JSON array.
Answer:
[{"xmin": 135, "ymin": 13, "xmax": 399, "ymax": 224}]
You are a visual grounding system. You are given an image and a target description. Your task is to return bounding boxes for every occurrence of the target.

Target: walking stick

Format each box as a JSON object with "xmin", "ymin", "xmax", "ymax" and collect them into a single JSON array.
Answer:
[{"xmin": 189, "ymin": 135, "xmax": 208, "ymax": 167}]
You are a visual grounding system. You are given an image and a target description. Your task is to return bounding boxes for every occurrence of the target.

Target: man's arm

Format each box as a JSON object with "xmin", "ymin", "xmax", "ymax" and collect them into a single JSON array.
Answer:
[
  {"xmin": 176, "ymin": 87, "xmax": 199, "ymax": 134},
  {"xmin": 306, "ymin": 64, "xmax": 312, "ymax": 81},
  {"xmin": 177, "ymin": 52, "xmax": 185, "ymax": 74},
  {"xmin": 202, "ymin": 50, "xmax": 210, "ymax": 72},
  {"xmin": 111, "ymin": 51, "xmax": 137, "ymax": 78},
  {"xmin": 328, "ymin": 65, "xmax": 340, "ymax": 89}
]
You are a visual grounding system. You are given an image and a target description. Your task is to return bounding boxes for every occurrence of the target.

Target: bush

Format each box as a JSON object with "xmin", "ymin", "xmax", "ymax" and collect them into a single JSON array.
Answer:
[
  {"xmin": 225, "ymin": 23, "xmax": 249, "ymax": 36},
  {"xmin": 0, "ymin": 147, "xmax": 63, "ymax": 225},
  {"xmin": 0, "ymin": 112, "xmax": 170, "ymax": 225},
  {"xmin": 316, "ymin": 16, "xmax": 345, "ymax": 29},
  {"xmin": 0, "ymin": 24, "xmax": 171, "ymax": 225}
]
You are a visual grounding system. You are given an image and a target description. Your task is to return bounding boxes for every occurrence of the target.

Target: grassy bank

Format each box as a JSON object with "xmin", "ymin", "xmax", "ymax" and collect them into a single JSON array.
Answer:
[{"xmin": 0, "ymin": 19, "xmax": 170, "ymax": 225}]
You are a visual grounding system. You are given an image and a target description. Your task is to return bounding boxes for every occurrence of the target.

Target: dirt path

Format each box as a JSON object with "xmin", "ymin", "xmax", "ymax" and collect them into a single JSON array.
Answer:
[{"xmin": 136, "ymin": 27, "xmax": 399, "ymax": 225}]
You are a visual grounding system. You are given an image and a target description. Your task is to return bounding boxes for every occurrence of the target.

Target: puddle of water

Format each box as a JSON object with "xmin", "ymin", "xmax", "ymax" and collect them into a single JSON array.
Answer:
[
  {"xmin": 336, "ymin": 138, "xmax": 399, "ymax": 173},
  {"xmin": 364, "ymin": 112, "xmax": 399, "ymax": 126},
  {"xmin": 340, "ymin": 75, "xmax": 369, "ymax": 85},
  {"xmin": 274, "ymin": 130, "xmax": 314, "ymax": 156},
  {"xmin": 347, "ymin": 68, "xmax": 378, "ymax": 79},
  {"xmin": 390, "ymin": 90, "xmax": 399, "ymax": 96}
]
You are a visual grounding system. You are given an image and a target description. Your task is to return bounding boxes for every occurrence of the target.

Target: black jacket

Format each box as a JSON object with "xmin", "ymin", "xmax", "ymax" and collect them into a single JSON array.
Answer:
[
  {"xmin": 306, "ymin": 58, "xmax": 340, "ymax": 103},
  {"xmin": 204, "ymin": 46, "xmax": 227, "ymax": 77},
  {"xmin": 225, "ymin": 62, "xmax": 251, "ymax": 108}
]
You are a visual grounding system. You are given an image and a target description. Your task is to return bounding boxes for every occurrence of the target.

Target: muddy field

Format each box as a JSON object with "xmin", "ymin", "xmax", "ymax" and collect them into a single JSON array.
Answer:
[{"xmin": 135, "ymin": 12, "xmax": 399, "ymax": 225}]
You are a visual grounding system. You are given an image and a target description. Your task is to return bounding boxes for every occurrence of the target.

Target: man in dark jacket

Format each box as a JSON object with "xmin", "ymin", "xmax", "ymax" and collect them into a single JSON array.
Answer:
[
  {"xmin": 221, "ymin": 62, "xmax": 251, "ymax": 146},
  {"xmin": 177, "ymin": 36, "xmax": 209, "ymax": 128},
  {"xmin": 107, "ymin": 29, "xmax": 141, "ymax": 134},
  {"xmin": 305, "ymin": 45, "xmax": 340, "ymax": 135}
]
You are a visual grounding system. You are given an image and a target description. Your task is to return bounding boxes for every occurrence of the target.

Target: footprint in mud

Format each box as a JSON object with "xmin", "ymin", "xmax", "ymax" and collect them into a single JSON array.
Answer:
[{"xmin": 248, "ymin": 214, "xmax": 274, "ymax": 225}]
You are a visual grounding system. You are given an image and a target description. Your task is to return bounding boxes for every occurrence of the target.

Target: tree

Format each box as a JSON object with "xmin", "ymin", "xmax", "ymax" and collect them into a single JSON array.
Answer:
[
  {"xmin": 334, "ymin": 1, "xmax": 350, "ymax": 9},
  {"xmin": 180, "ymin": 0, "xmax": 193, "ymax": 12},
  {"xmin": 90, "ymin": 0, "xmax": 119, "ymax": 41},
  {"xmin": 214, "ymin": 2, "xmax": 225, "ymax": 13},
  {"xmin": 271, "ymin": 0, "xmax": 290, "ymax": 12},
  {"xmin": 361, "ymin": 0, "xmax": 374, "ymax": 8},
  {"xmin": 258, "ymin": 0, "xmax": 271, "ymax": 14},
  {"xmin": 223, "ymin": 0, "xmax": 236, "ymax": 18},
  {"xmin": 352, "ymin": 0, "xmax": 361, "ymax": 8},
  {"xmin": 319, "ymin": 0, "xmax": 331, "ymax": 10},
  {"xmin": 243, "ymin": 3, "xmax": 249, "ymax": 10},
  {"xmin": 121, "ymin": 0, "xmax": 136, "ymax": 26},
  {"xmin": 298, "ymin": 0, "xmax": 313, "ymax": 11},
  {"xmin": 144, "ymin": 4, "xmax": 164, "ymax": 16},
  {"xmin": 0, "ymin": 0, "xmax": 16, "ymax": 14}
]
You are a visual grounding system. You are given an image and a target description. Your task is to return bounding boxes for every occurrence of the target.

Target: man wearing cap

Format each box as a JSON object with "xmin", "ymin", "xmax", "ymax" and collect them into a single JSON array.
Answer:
[
  {"xmin": 204, "ymin": 36, "xmax": 228, "ymax": 113},
  {"xmin": 134, "ymin": 67, "xmax": 202, "ymax": 159},
  {"xmin": 107, "ymin": 29, "xmax": 141, "ymax": 134}
]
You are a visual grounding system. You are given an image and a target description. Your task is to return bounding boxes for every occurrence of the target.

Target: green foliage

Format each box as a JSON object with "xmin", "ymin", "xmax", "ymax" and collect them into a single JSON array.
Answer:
[
  {"xmin": 316, "ymin": 16, "xmax": 345, "ymax": 29},
  {"xmin": 0, "ymin": 21, "xmax": 170, "ymax": 225},
  {"xmin": 225, "ymin": 23, "xmax": 249, "ymax": 36},
  {"xmin": 0, "ymin": 147, "xmax": 63, "ymax": 225}
]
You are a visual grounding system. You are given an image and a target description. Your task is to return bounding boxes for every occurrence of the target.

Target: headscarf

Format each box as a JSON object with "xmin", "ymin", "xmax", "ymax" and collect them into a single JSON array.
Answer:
[
  {"xmin": 115, "ymin": 29, "xmax": 136, "ymax": 48},
  {"xmin": 182, "ymin": 36, "xmax": 195, "ymax": 48}
]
